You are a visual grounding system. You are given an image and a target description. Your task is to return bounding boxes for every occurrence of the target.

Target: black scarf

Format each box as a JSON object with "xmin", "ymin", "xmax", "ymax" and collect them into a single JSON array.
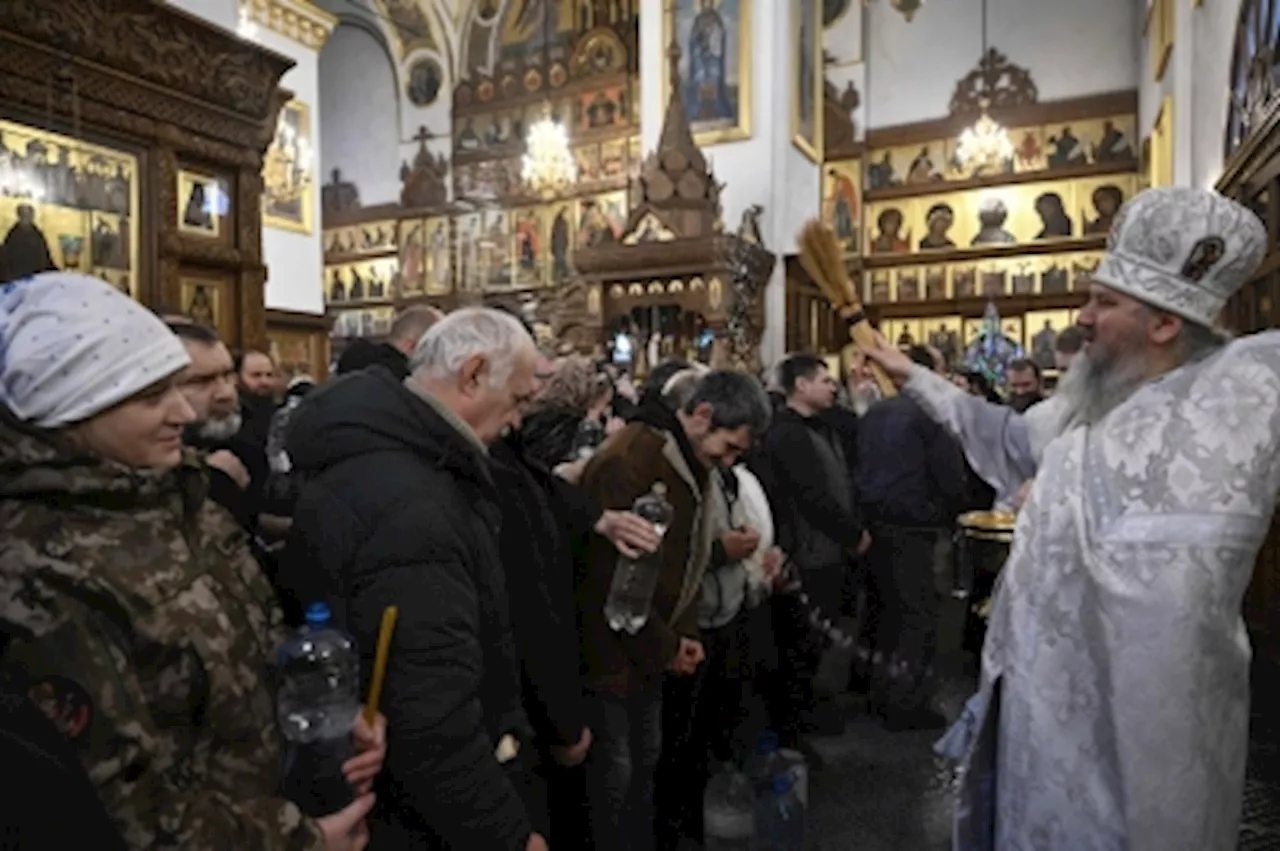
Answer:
[{"xmin": 628, "ymin": 395, "xmax": 707, "ymax": 487}]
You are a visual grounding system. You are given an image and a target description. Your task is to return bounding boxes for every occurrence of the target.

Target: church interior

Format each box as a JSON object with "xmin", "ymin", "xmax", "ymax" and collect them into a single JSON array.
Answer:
[{"xmin": 3, "ymin": 0, "xmax": 1280, "ymax": 848}]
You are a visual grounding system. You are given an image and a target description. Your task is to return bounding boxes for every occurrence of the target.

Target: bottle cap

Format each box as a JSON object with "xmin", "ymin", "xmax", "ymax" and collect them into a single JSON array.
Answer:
[
  {"xmin": 304, "ymin": 602, "xmax": 332, "ymax": 627},
  {"xmin": 651, "ymin": 482, "xmax": 667, "ymax": 497}
]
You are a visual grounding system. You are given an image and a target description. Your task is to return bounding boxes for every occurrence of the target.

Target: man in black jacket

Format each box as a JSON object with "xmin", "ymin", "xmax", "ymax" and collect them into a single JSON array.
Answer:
[
  {"xmin": 755, "ymin": 354, "xmax": 869, "ymax": 746},
  {"xmin": 336, "ymin": 305, "xmax": 444, "ymax": 378},
  {"xmin": 855, "ymin": 345, "xmax": 971, "ymax": 730},
  {"xmin": 283, "ymin": 307, "xmax": 547, "ymax": 851}
]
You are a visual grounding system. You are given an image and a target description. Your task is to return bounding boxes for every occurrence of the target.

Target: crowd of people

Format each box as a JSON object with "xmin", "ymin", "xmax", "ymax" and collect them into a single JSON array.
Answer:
[{"xmin": 0, "ymin": 186, "xmax": 1275, "ymax": 851}]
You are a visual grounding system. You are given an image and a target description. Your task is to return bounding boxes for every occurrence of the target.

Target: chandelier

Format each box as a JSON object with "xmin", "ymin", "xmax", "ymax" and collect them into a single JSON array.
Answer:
[
  {"xmin": 954, "ymin": 0, "xmax": 1011, "ymax": 172},
  {"xmin": 522, "ymin": 108, "xmax": 577, "ymax": 198},
  {"xmin": 956, "ymin": 100, "xmax": 1014, "ymax": 172}
]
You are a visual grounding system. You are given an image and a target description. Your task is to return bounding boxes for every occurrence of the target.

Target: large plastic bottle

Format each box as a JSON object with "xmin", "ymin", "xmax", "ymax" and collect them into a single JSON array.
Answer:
[
  {"xmin": 276, "ymin": 602, "xmax": 361, "ymax": 817},
  {"xmin": 703, "ymin": 765, "xmax": 756, "ymax": 851},
  {"xmin": 746, "ymin": 731, "xmax": 809, "ymax": 809},
  {"xmin": 754, "ymin": 773, "xmax": 805, "ymax": 851},
  {"xmin": 603, "ymin": 482, "xmax": 673, "ymax": 634}
]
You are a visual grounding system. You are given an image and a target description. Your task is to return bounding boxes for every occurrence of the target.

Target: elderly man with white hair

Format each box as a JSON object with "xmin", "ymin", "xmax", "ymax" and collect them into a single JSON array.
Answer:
[
  {"xmin": 865, "ymin": 187, "xmax": 1280, "ymax": 851},
  {"xmin": 282, "ymin": 307, "xmax": 548, "ymax": 851}
]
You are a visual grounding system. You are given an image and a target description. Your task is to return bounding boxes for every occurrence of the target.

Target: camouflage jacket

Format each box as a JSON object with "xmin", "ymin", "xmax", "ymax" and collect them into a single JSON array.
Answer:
[{"xmin": 0, "ymin": 414, "xmax": 324, "ymax": 850}]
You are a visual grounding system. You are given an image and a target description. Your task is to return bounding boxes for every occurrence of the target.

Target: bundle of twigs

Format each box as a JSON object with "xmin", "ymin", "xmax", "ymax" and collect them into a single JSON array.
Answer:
[{"xmin": 797, "ymin": 220, "xmax": 897, "ymax": 397}]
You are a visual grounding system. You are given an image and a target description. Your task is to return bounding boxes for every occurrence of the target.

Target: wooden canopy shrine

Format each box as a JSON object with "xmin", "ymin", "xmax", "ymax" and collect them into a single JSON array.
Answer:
[{"xmin": 572, "ymin": 41, "xmax": 775, "ymax": 371}]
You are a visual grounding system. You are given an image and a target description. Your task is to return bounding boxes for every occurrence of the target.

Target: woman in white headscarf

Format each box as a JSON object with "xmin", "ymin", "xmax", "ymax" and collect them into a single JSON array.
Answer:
[{"xmin": 0, "ymin": 273, "xmax": 383, "ymax": 851}]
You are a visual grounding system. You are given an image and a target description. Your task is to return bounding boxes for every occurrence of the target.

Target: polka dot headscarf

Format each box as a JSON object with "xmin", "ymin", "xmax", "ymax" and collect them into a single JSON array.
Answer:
[{"xmin": 0, "ymin": 272, "xmax": 191, "ymax": 427}]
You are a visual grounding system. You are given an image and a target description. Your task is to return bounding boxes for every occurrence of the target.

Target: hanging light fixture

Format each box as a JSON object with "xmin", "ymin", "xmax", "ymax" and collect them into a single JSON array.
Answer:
[
  {"xmin": 521, "ymin": 104, "xmax": 577, "ymax": 197},
  {"xmin": 520, "ymin": 0, "xmax": 576, "ymax": 198},
  {"xmin": 955, "ymin": 0, "xmax": 1012, "ymax": 172}
]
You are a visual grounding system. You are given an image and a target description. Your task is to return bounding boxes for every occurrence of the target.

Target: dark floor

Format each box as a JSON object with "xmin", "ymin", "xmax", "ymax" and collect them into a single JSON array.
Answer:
[{"xmin": 802, "ymin": 600, "xmax": 1280, "ymax": 851}]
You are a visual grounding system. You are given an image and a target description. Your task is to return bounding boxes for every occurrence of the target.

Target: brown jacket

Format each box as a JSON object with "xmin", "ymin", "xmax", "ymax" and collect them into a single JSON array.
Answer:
[{"xmin": 577, "ymin": 420, "xmax": 717, "ymax": 696}]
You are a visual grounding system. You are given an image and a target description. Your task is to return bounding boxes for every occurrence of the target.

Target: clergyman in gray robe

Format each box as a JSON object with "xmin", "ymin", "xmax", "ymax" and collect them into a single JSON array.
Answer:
[{"xmin": 866, "ymin": 187, "xmax": 1277, "ymax": 851}]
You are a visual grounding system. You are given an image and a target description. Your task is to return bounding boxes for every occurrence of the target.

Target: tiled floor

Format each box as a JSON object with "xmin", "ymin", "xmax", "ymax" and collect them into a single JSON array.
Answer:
[{"xmin": 803, "ymin": 601, "xmax": 1280, "ymax": 850}]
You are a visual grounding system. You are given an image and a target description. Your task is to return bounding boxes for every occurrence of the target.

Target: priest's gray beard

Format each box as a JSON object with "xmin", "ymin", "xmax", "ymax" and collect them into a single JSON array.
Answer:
[
  {"xmin": 1054, "ymin": 346, "xmax": 1150, "ymax": 428},
  {"xmin": 198, "ymin": 412, "xmax": 242, "ymax": 441}
]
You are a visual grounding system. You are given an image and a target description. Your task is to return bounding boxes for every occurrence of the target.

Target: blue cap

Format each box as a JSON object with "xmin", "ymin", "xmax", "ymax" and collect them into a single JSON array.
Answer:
[
  {"xmin": 771, "ymin": 773, "xmax": 794, "ymax": 794},
  {"xmin": 304, "ymin": 602, "xmax": 332, "ymax": 627}
]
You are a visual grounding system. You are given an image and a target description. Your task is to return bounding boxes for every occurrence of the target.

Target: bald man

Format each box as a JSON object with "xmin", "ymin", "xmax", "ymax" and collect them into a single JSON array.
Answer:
[{"xmin": 336, "ymin": 305, "xmax": 445, "ymax": 379}]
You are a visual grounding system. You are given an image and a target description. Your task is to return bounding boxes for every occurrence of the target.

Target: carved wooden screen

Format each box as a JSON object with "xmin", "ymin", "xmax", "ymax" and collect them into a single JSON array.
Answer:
[{"xmin": 1225, "ymin": 0, "xmax": 1280, "ymax": 162}]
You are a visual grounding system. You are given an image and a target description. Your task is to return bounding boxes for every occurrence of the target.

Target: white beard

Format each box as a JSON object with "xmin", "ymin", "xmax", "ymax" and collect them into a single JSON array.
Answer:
[
  {"xmin": 198, "ymin": 412, "xmax": 242, "ymax": 442},
  {"xmin": 1054, "ymin": 347, "xmax": 1150, "ymax": 428}
]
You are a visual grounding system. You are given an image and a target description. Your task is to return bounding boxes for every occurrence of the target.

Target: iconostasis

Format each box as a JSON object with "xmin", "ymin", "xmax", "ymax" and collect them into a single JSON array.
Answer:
[
  {"xmin": 322, "ymin": 1, "xmax": 640, "ymax": 343},
  {"xmin": 818, "ymin": 92, "xmax": 1140, "ymax": 367}
]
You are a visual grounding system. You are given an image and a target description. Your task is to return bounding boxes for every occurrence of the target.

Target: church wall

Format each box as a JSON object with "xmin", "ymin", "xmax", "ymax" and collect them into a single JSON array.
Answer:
[
  {"xmin": 1188, "ymin": 0, "xmax": 1243, "ymax": 189},
  {"xmin": 866, "ymin": 0, "xmax": 1139, "ymax": 129},
  {"xmin": 166, "ymin": 0, "xmax": 238, "ymax": 32},
  {"xmin": 319, "ymin": 24, "xmax": 404, "ymax": 207},
  {"xmin": 257, "ymin": 25, "xmax": 326, "ymax": 315}
]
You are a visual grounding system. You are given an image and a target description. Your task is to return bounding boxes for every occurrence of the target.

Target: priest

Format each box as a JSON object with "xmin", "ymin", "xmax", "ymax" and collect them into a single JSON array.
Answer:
[{"xmin": 864, "ymin": 186, "xmax": 1276, "ymax": 851}]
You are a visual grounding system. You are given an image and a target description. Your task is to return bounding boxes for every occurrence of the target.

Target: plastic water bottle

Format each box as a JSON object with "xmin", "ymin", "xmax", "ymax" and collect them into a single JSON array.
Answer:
[
  {"xmin": 747, "ymin": 732, "xmax": 808, "ymax": 810},
  {"xmin": 703, "ymin": 765, "xmax": 755, "ymax": 851},
  {"xmin": 276, "ymin": 602, "xmax": 361, "ymax": 816},
  {"xmin": 266, "ymin": 395, "xmax": 302, "ymax": 475},
  {"xmin": 754, "ymin": 773, "xmax": 805, "ymax": 851},
  {"xmin": 603, "ymin": 483, "xmax": 673, "ymax": 634}
]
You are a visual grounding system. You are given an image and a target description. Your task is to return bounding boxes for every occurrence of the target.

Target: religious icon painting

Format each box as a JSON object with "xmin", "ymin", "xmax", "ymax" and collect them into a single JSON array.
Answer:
[
  {"xmin": 791, "ymin": 0, "xmax": 824, "ymax": 162},
  {"xmin": 179, "ymin": 276, "xmax": 231, "ymax": 340},
  {"xmin": 177, "ymin": 169, "xmax": 227, "ymax": 239},
  {"xmin": 865, "ymin": 199, "xmax": 915, "ymax": 255},
  {"xmin": 895, "ymin": 266, "xmax": 922, "ymax": 303},
  {"xmin": 969, "ymin": 189, "xmax": 1024, "ymax": 247},
  {"xmin": 1009, "ymin": 258, "xmax": 1041, "ymax": 295},
  {"xmin": 865, "ymin": 148, "xmax": 901, "ymax": 190},
  {"xmin": 666, "ymin": 0, "xmax": 752, "ymax": 145},
  {"xmin": 547, "ymin": 204, "xmax": 575, "ymax": 284},
  {"xmin": 262, "ymin": 99, "xmax": 314, "ymax": 234},
  {"xmin": 600, "ymin": 139, "xmax": 627, "ymax": 179},
  {"xmin": 925, "ymin": 316, "xmax": 963, "ymax": 369},
  {"xmin": 367, "ymin": 257, "xmax": 397, "ymax": 300},
  {"xmin": 454, "ymin": 212, "xmax": 483, "ymax": 293},
  {"xmin": 1040, "ymin": 255, "xmax": 1070, "ymax": 294},
  {"xmin": 953, "ymin": 264, "xmax": 978, "ymax": 298},
  {"xmin": 1078, "ymin": 174, "xmax": 1137, "ymax": 237},
  {"xmin": 979, "ymin": 260, "xmax": 1009, "ymax": 298},
  {"xmin": 1001, "ymin": 317, "xmax": 1025, "ymax": 351},
  {"xmin": 868, "ymin": 270, "xmax": 892, "ymax": 304},
  {"xmin": 513, "ymin": 207, "xmax": 547, "ymax": 287},
  {"xmin": 1070, "ymin": 252, "xmax": 1104, "ymax": 291},
  {"xmin": 1027, "ymin": 181, "xmax": 1078, "ymax": 242},
  {"xmin": 1009, "ymin": 125, "xmax": 1047, "ymax": 173},
  {"xmin": 326, "ymin": 268, "xmax": 347, "ymax": 304},
  {"xmin": 1024, "ymin": 309, "xmax": 1073, "ymax": 370},
  {"xmin": 822, "ymin": 159, "xmax": 861, "ymax": 255},
  {"xmin": 483, "ymin": 209, "xmax": 514, "ymax": 288},
  {"xmin": 924, "ymin": 265, "xmax": 949, "ymax": 300},
  {"xmin": 919, "ymin": 195, "xmax": 966, "ymax": 251},
  {"xmin": 962, "ymin": 317, "xmax": 984, "ymax": 347},
  {"xmin": 397, "ymin": 218, "xmax": 427, "ymax": 295},
  {"xmin": 883, "ymin": 318, "xmax": 922, "ymax": 350},
  {"xmin": 897, "ymin": 141, "xmax": 946, "ymax": 186},
  {"xmin": 628, "ymin": 136, "xmax": 644, "ymax": 178},
  {"xmin": 581, "ymin": 85, "xmax": 627, "ymax": 131},
  {"xmin": 424, "ymin": 218, "xmax": 453, "ymax": 294},
  {"xmin": 598, "ymin": 191, "xmax": 628, "ymax": 242}
]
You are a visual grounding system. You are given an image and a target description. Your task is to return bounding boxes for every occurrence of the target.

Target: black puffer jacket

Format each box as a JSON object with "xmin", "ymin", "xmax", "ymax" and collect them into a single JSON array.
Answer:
[{"xmin": 281, "ymin": 367, "xmax": 531, "ymax": 851}]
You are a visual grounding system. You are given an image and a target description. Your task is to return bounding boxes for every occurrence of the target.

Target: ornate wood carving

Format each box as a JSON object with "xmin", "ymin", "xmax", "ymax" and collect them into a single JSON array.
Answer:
[
  {"xmin": 824, "ymin": 77, "xmax": 862, "ymax": 160},
  {"xmin": 322, "ymin": 168, "xmax": 364, "ymax": 216},
  {"xmin": 0, "ymin": 0, "xmax": 293, "ymax": 350},
  {"xmin": 242, "ymin": 0, "xmax": 338, "ymax": 51},
  {"xmin": 399, "ymin": 126, "xmax": 451, "ymax": 208},
  {"xmin": 949, "ymin": 48, "xmax": 1038, "ymax": 116}
]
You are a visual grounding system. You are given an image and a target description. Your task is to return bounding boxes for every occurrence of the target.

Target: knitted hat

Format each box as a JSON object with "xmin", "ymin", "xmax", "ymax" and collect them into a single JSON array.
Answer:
[
  {"xmin": 0, "ymin": 272, "xmax": 190, "ymax": 427},
  {"xmin": 1091, "ymin": 187, "xmax": 1265, "ymax": 327}
]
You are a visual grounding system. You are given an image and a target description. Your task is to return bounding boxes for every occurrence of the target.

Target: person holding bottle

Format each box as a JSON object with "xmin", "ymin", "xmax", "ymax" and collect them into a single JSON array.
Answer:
[
  {"xmin": 576, "ymin": 370, "xmax": 772, "ymax": 851},
  {"xmin": 0, "ymin": 273, "xmax": 386, "ymax": 850}
]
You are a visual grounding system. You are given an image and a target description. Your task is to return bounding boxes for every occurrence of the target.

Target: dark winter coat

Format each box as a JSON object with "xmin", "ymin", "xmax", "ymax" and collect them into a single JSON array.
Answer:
[{"xmin": 282, "ymin": 367, "xmax": 531, "ymax": 851}]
